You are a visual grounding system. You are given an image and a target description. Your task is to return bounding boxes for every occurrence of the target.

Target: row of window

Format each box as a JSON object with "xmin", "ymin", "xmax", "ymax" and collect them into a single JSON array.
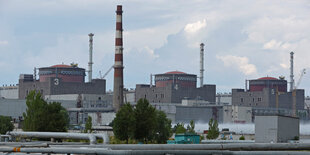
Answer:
[{"xmin": 240, "ymin": 97, "xmax": 262, "ymax": 102}]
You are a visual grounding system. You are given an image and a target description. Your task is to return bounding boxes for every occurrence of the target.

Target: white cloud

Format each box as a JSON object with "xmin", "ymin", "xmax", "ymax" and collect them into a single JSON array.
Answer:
[
  {"xmin": 263, "ymin": 39, "xmax": 282, "ymax": 50},
  {"xmin": 217, "ymin": 55, "xmax": 257, "ymax": 76},
  {"xmin": 280, "ymin": 63, "xmax": 289, "ymax": 69},
  {"xmin": 184, "ymin": 19, "xmax": 206, "ymax": 33},
  {"xmin": 0, "ymin": 40, "xmax": 8, "ymax": 45}
]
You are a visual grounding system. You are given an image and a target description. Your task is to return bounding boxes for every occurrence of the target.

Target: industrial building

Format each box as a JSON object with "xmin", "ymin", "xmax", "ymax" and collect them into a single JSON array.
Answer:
[
  {"xmin": 0, "ymin": 85, "xmax": 18, "ymax": 99},
  {"xmin": 135, "ymin": 71, "xmax": 216, "ymax": 103},
  {"xmin": 18, "ymin": 64, "xmax": 106, "ymax": 99},
  {"xmin": 232, "ymin": 76, "xmax": 305, "ymax": 111},
  {"xmin": 255, "ymin": 115, "xmax": 299, "ymax": 143}
]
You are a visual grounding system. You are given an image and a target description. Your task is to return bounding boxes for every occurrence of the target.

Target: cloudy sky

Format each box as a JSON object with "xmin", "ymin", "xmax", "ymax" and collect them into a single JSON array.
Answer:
[{"xmin": 1, "ymin": 0, "xmax": 310, "ymax": 95}]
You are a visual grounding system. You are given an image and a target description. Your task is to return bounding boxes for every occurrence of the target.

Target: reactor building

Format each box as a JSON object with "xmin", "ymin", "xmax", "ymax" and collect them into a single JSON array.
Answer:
[
  {"xmin": 232, "ymin": 76, "xmax": 304, "ymax": 110},
  {"xmin": 135, "ymin": 71, "xmax": 216, "ymax": 103},
  {"xmin": 18, "ymin": 64, "xmax": 106, "ymax": 99}
]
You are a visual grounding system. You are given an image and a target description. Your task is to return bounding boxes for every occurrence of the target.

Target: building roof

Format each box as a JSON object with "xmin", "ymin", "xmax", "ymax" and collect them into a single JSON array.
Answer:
[
  {"xmin": 258, "ymin": 77, "xmax": 278, "ymax": 80},
  {"xmin": 165, "ymin": 71, "xmax": 186, "ymax": 74},
  {"xmin": 50, "ymin": 64, "xmax": 72, "ymax": 68}
]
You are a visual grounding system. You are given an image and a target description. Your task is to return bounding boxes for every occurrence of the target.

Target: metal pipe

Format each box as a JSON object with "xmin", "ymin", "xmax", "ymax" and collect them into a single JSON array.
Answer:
[
  {"xmin": 290, "ymin": 51, "xmax": 294, "ymax": 92},
  {"xmin": 6, "ymin": 131, "xmax": 109, "ymax": 145},
  {"xmin": 1, "ymin": 147, "xmax": 310, "ymax": 155},
  {"xmin": 200, "ymin": 43, "xmax": 205, "ymax": 87},
  {"xmin": 49, "ymin": 143, "xmax": 310, "ymax": 151},
  {"xmin": 88, "ymin": 33, "xmax": 94, "ymax": 83}
]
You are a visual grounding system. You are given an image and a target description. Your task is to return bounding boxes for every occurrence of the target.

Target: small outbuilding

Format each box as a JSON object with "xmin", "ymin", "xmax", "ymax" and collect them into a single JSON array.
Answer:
[
  {"xmin": 167, "ymin": 133, "xmax": 200, "ymax": 144},
  {"xmin": 255, "ymin": 115, "xmax": 299, "ymax": 143}
]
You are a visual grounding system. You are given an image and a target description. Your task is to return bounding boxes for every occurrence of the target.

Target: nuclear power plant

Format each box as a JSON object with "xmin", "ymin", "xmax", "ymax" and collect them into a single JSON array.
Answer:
[{"xmin": 0, "ymin": 4, "xmax": 308, "ymax": 131}]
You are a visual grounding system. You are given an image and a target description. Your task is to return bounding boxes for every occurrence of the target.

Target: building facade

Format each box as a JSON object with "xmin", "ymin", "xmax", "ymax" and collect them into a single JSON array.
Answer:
[
  {"xmin": 232, "ymin": 77, "xmax": 304, "ymax": 110},
  {"xmin": 135, "ymin": 71, "xmax": 216, "ymax": 103},
  {"xmin": 18, "ymin": 64, "xmax": 106, "ymax": 99}
]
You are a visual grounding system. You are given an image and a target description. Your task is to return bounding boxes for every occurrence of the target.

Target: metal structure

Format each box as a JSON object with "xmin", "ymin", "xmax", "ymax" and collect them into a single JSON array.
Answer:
[
  {"xmin": 33, "ymin": 67, "xmax": 37, "ymax": 81},
  {"xmin": 101, "ymin": 65, "xmax": 114, "ymax": 79},
  {"xmin": 88, "ymin": 33, "xmax": 94, "ymax": 83},
  {"xmin": 3, "ymin": 143, "xmax": 310, "ymax": 154},
  {"xmin": 199, "ymin": 43, "xmax": 205, "ymax": 87},
  {"xmin": 6, "ymin": 131, "xmax": 109, "ymax": 145},
  {"xmin": 113, "ymin": 5, "xmax": 124, "ymax": 112},
  {"xmin": 150, "ymin": 73, "xmax": 153, "ymax": 87},
  {"xmin": 290, "ymin": 51, "xmax": 294, "ymax": 92},
  {"xmin": 292, "ymin": 68, "xmax": 306, "ymax": 117},
  {"xmin": 295, "ymin": 68, "xmax": 306, "ymax": 89}
]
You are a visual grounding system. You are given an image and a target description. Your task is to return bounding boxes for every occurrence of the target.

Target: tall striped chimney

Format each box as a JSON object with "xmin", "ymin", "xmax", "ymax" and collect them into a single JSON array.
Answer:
[{"xmin": 113, "ymin": 5, "xmax": 124, "ymax": 112}]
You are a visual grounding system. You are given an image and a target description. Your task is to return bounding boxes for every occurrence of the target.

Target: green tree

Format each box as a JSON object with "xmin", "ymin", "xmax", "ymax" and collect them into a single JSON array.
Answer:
[
  {"xmin": 187, "ymin": 120, "xmax": 195, "ymax": 134},
  {"xmin": 174, "ymin": 123, "xmax": 186, "ymax": 134},
  {"xmin": 207, "ymin": 118, "xmax": 219, "ymax": 139},
  {"xmin": 23, "ymin": 91, "xmax": 48, "ymax": 131},
  {"xmin": 134, "ymin": 98, "xmax": 156, "ymax": 143},
  {"xmin": 154, "ymin": 110, "xmax": 172, "ymax": 144},
  {"xmin": 84, "ymin": 116, "xmax": 92, "ymax": 133},
  {"xmin": 23, "ymin": 91, "xmax": 69, "ymax": 132},
  {"xmin": 0, "ymin": 115, "xmax": 14, "ymax": 134},
  {"xmin": 113, "ymin": 103, "xmax": 135, "ymax": 143},
  {"xmin": 46, "ymin": 102, "xmax": 69, "ymax": 132}
]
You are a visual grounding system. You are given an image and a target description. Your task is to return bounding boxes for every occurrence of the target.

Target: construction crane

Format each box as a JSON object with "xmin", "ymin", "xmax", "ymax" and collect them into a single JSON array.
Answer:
[
  {"xmin": 99, "ymin": 65, "xmax": 114, "ymax": 79},
  {"xmin": 292, "ymin": 68, "xmax": 306, "ymax": 117},
  {"xmin": 295, "ymin": 68, "xmax": 306, "ymax": 89}
]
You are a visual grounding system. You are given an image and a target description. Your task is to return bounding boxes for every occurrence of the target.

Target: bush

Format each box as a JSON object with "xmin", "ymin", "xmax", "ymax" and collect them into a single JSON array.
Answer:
[
  {"xmin": 0, "ymin": 115, "xmax": 14, "ymax": 134},
  {"xmin": 207, "ymin": 118, "xmax": 219, "ymax": 139},
  {"xmin": 293, "ymin": 136, "xmax": 299, "ymax": 140},
  {"xmin": 239, "ymin": 135, "xmax": 245, "ymax": 140}
]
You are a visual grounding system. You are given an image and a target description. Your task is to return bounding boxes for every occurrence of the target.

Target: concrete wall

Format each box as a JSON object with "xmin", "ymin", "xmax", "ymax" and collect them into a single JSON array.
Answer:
[
  {"xmin": 0, "ymin": 99, "xmax": 26, "ymax": 120},
  {"xmin": 0, "ymin": 86, "xmax": 19, "ymax": 99},
  {"xmin": 255, "ymin": 115, "xmax": 299, "ymax": 143},
  {"xmin": 223, "ymin": 105, "xmax": 252, "ymax": 123},
  {"xmin": 135, "ymin": 84, "xmax": 215, "ymax": 104},
  {"xmin": 277, "ymin": 116, "xmax": 299, "ymax": 142},
  {"xmin": 19, "ymin": 77, "xmax": 106, "ymax": 99},
  {"xmin": 88, "ymin": 112, "xmax": 115, "ymax": 126},
  {"xmin": 255, "ymin": 115, "xmax": 278, "ymax": 143},
  {"xmin": 175, "ymin": 106, "xmax": 223, "ymax": 123},
  {"xmin": 232, "ymin": 88, "xmax": 304, "ymax": 110}
]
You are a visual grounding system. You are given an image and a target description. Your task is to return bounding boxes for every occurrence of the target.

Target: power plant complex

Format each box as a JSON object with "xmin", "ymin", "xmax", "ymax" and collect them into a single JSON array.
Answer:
[{"xmin": 0, "ymin": 5, "xmax": 308, "ymax": 129}]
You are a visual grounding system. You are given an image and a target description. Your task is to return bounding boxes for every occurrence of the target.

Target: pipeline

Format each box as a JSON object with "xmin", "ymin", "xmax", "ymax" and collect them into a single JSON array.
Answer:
[
  {"xmin": 0, "ymin": 147, "xmax": 309, "ymax": 155},
  {"xmin": 50, "ymin": 143, "xmax": 310, "ymax": 151},
  {"xmin": 6, "ymin": 131, "xmax": 109, "ymax": 145}
]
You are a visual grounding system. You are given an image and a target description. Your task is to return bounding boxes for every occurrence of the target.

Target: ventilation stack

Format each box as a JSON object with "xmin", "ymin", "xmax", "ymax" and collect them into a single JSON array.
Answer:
[
  {"xmin": 200, "ymin": 43, "xmax": 205, "ymax": 87},
  {"xmin": 113, "ymin": 5, "xmax": 124, "ymax": 112},
  {"xmin": 290, "ymin": 51, "xmax": 294, "ymax": 92},
  {"xmin": 88, "ymin": 33, "xmax": 94, "ymax": 83}
]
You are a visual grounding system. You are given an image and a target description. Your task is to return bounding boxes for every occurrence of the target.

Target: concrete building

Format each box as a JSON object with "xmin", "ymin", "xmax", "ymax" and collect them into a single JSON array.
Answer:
[
  {"xmin": 232, "ymin": 77, "xmax": 304, "ymax": 110},
  {"xmin": 223, "ymin": 105, "xmax": 252, "ymax": 123},
  {"xmin": 0, "ymin": 85, "xmax": 18, "ymax": 99},
  {"xmin": 255, "ymin": 115, "xmax": 299, "ymax": 143},
  {"xmin": 135, "ymin": 71, "xmax": 216, "ymax": 104},
  {"xmin": 18, "ymin": 64, "xmax": 106, "ymax": 99},
  {"xmin": 216, "ymin": 93, "xmax": 232, "ymax": 105}
]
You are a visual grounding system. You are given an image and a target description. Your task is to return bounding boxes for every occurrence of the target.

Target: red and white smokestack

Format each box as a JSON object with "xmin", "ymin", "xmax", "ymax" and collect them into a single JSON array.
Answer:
[{"xmin": 113, "ymin": 5, "xmax": 124, "ymax": 112}]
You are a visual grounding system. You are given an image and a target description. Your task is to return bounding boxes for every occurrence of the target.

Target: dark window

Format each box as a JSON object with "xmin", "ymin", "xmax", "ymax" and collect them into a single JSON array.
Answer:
[{"xmin": 241, "ymin": 98, "xmax": 243, "ymax": 102}]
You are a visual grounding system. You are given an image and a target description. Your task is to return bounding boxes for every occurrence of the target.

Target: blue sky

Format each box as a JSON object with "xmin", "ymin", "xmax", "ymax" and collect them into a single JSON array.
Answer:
[{"xmin": 1, "ymin": 0, "xmax": 310, "ymax": 96}]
